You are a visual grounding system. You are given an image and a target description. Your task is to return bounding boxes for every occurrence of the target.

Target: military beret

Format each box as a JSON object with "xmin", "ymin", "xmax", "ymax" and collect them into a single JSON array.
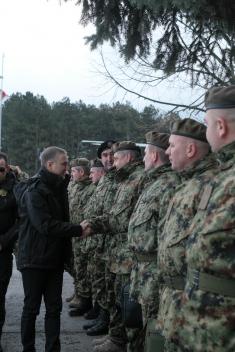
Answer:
[
  {"xmin": 90, "ymin": 158, "xmax": 104, "ymax": 168},
  {"xmin": 171, "ymin": 118, "xmax": 208, "ymax": 143},
  {"xmin": 70, "ymin": 158, "xmax": 90, "ymax": 168},
  {"xmin": 205, "ymin": 85, "xmax": 235, "ymax": 110},
  {"xmin": 97, "ymin": 140, "xmax": 116, "ymax": 159},
  {"xmin": 114, "ymin": 141, "xmax": 141, "ymax": 154},
  {"xmin": 145, "ymin": 131, "xmax": 169, "ymax": 150}
]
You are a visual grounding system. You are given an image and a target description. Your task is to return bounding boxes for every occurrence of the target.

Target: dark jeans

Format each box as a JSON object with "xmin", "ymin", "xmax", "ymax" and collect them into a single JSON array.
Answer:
[
  {"xmin": 21, "ymin": 268, "xmax": 63, "ymax": 352},
  {"xmin": 0, "ymin": 252, "xmax": 13, "ymax": 337}
]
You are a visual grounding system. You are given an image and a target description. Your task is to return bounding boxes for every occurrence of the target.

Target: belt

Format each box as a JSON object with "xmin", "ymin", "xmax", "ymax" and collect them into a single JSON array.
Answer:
[
  {"xmin": 187, "ymin": 269, "xmax": 235, "ymax": 297},
  {"xmin": 162, "ymin": 275, "xmax": 185, "ymax": 290},
  {"xmin": 135, "ymin": 253, "xmax": 156, "ymax": 262}
]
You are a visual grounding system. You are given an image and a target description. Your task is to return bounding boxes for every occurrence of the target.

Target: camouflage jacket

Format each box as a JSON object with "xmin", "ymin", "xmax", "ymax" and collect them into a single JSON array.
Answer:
[
  {"xmin": 128, "ymin": 164, "xmax": 180, "ymax": 255},
  {"xmin": 172, "ymin": 142, "xmax": 235, "ymax": 352},
  {"xmin": 156, "ymin": 153, "xmax": 218, "ymax": 341},
  {"xmin": 83, "ymin": 168, "xmax": 118, "ymax": 253},
  {"xmin": 90, "ymin": 161, "xmax": 145, "ymax": 273},
  {"xmin": 158, "ymin": 154, "xmax": 218, "ymax": 282},
  {"xmin": 68, "ymin": 178, "xmax": 95, "ymax": 225},
  {"xmin": 186, "ymin": 142, "xmax": 235, "ymax": 280}
]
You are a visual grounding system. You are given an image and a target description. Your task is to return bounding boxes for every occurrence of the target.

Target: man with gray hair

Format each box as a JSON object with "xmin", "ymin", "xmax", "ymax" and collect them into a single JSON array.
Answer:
[{"xmin": 16, "ymin": 146, "xmax": 84, "ymax": 352}]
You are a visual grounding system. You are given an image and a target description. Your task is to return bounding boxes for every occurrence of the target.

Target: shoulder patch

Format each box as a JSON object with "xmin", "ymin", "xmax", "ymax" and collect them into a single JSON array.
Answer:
[
  {"xmin": 198, "ymin": 184, "xmax": 213, "ymax": 210},
  {"xmin": 165, "ymin": 198, "xmax": 174, "ymax": 220}
]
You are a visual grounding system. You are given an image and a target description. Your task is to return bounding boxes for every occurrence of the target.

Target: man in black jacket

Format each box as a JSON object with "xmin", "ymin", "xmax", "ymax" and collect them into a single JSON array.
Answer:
[
  {"xmin": 0, "ymin": 152, "xmax": 18, "ymax": 352},
  {"xmin": 16, "ymin": 146, "xmax": 84, "ymax": 352}
]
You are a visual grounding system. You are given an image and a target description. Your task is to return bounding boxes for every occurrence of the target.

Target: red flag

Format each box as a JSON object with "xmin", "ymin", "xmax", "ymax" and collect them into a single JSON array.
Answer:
[{"xmin": 0, "ymin": 90, "xmax": 8, "ymax": 99}]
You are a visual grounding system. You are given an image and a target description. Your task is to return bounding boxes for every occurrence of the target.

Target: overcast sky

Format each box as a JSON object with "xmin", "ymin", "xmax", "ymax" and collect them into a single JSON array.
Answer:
[{"xmin": 0, "ymin": 0, "xmax": 204, "ymax": 115}]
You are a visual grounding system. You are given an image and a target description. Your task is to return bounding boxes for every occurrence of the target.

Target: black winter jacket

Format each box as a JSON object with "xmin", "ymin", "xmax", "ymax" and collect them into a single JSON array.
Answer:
[
  {"xmin": 0, "ymin": 172, "xmax": 18, "ymax": 253},
  {"xmin": 15, "ymin": 168, "xmax": 82, "ymax": 270}
]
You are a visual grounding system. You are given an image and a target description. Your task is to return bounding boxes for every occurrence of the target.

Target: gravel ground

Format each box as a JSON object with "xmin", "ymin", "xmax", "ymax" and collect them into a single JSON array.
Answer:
[{"xmin": 2, "ymin": 258, "xmax": 97, "ymax": 352}]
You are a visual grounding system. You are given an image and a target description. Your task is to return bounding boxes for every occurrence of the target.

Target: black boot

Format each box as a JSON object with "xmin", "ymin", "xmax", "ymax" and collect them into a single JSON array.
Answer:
[
  {"xmin": 0, "ymin": 342, "xmax": 2, "ymax": 352},
  {"xmin": 68, "ymin": 296, "xmax": 92, "ymax": 317},
  {"xmin": 83, "ymin": 317, "xmax": 100, "ymax": 330},
  {"xmin": 86, "ymin": 308, "xmax": 110, "ymax": 336},
  {"xmin": 83, "ymin": 302, "xmax": 100, "ymax": 320}
]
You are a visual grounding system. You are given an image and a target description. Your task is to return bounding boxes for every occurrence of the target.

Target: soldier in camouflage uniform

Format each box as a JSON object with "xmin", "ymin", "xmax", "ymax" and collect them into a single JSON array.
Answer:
[
  {"xmin": 84, "ymin": 158, "xmax": 106, "ymax": 320},
  {"xmin": 68, "ymin": 158, "xmax": 96, "ymax": 317},
  {"xmin": 9, "ymin": 165, "xmax": 29, "ymax": 182},
  {"xmin": 169, "ymin": 86, "xmax": 235, "ymax": 352},
  {"xmin": 83, "ymin": 141, "xmax": 144, "ymax": 352},
  {"xmin": 155, "ymin": 119, "xmax": 217, "ymax": 351},
  {"xmin": 83, "ymin": 149, "xmax": 119, "ymax": 336},
  {"xmin": 127, "ymin": 132, "xmax": 180, "ymax": 351}
]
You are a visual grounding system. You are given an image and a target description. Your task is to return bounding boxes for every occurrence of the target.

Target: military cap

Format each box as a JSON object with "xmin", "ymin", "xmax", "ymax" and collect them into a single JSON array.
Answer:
[
  {"xmin": 90, "ymin": 158, "xmax": 104, "ymax": 168},
  {"xmin": 97, "ymin": 140, "xmax": 116, "ymax": 159},
  {"xmin": 205, "ymin": 85, "xmax": 235, "ymax": 111},
  {"xmin": 114, "ymin": 141, "xmax": 141, "ymax": 154},
  {"xmin": 145, "ymin": 131, "xmax": 169, "ymax": 150},
  {"xmin": 171, "ymin": 118, "xmax": 208, "ymax": 143},
  {"xmin": 70, "ymin": 158, "xmax": 90, "ymax": 168}
]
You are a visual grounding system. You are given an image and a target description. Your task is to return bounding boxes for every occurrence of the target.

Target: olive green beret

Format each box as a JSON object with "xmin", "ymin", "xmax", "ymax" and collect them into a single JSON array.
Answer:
[
  {"xmin": 205, "ymin": 85, "xmax": 235, "ymax": 110},
  {"xmin": 90, "ymin": 158, "xmax": 104, "ymax": 168},
  {"xmin": 145, "ymin": 131, "xmax": 169, "ymax": 150},
  {"xmin": 171, "ymin": 118, "xmax": 208, "ymax": 143},
  {"xmin": 70, "ymin": 158, "xmax": 90, "ymax": 168},
  {"xmin": 114, "ymin": 141, "xmax": 141, "ymax": 154}
]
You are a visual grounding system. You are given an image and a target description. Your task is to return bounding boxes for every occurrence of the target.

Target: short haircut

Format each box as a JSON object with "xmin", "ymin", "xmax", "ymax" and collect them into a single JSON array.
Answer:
[
  {"xmin": 0, "ymin": 152, "xmax": 8, "ymax": 164},
  {"xmin": 116, "ymin": 149, "xmax": 141, "ymax": 161},
  {"xmin": 74, "ymin": 165, "xmax": 90, "ymax": 176},
  {"xmin": 40, "ymin": 146, "xmax": 67, "ymax": 167},
  {"xmin": 213, "ymin": 108, "xmax": 235, "ymax": 123},
  {"xmin": 147, "ymin": 144, "xmax": 169, "ymax": 163}
]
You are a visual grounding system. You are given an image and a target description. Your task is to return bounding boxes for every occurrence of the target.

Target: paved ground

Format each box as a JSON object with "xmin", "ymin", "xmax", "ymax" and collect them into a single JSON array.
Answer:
[{"xmin": 2, "ymin": 259, "xmax": 97, "ymax": 352}]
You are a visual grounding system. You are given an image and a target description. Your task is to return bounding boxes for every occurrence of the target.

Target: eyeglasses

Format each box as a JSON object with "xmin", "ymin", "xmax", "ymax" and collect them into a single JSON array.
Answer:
[{"xmin": 0, "ymin": 167, "xmax": 6, "ymax": 172}]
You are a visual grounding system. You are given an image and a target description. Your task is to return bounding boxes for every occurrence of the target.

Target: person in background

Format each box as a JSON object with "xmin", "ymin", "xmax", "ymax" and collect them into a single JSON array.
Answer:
[{"xmin": 0, "ymin": 152, "xmax": 18, "ymax": 352}]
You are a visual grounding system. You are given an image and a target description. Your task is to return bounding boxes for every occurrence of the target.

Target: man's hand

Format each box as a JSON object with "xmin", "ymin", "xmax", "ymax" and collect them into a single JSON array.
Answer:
[{"xmin": 80, "ymin": 220, "xmax": 93, "ymax": 237}]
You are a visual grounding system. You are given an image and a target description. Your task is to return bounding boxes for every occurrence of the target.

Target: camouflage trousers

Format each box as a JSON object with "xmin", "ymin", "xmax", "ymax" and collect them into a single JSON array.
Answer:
[
  {"xmin": 87, "ymin": 250, "xmax": 106, "ymax": 306},
  {"xmin": 129, "ymin": 260, "xmax": 159, "ymax": 352},
  {"xmin": 73, "ymin": 238, "xmax": 91, "ymax": 299},
  {"xmin": 109, "ymin": 273, "xmax": 129, "ymax": 345},
  {"xmin": 130, "ymin": 260, "xmax": 159, "ymax": 325},
  {"xmin": 108, "ymin": 273, "xmax": 143, "ymax": 352}
]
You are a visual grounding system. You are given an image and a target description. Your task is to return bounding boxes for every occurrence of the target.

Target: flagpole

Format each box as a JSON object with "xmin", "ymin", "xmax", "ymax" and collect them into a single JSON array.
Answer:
[{"xmin": 0, "ymin": 54, "xmax": 4, "ymax": 151}]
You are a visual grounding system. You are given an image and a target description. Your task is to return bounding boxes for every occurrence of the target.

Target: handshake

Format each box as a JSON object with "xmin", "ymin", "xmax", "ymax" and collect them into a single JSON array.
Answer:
[{"xmin": 80, "ymin": 220, "xmax": 93, "ymax": 238}]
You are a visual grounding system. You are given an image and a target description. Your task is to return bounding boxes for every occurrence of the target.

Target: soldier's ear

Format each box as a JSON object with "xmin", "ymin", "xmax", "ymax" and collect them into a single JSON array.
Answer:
[
  {"xmin": 154, "ymin": 150, "xmax": 159, "ymax": 163},
  {"xmin": 186, "ymin": 142, "xmax": 196, "ymax": 159},
  {"xmin": 216, "ymin": 117, "xmax": 227, "ymax": 138}
]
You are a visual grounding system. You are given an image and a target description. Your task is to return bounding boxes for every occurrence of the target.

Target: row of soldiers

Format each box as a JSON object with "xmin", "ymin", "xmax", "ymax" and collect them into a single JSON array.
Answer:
[{"xmin": 67, "ymin": 85, "xmax": 235, "ymax": 352}]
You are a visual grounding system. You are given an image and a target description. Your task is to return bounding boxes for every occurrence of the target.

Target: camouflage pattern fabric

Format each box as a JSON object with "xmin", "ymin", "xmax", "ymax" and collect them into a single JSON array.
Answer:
[
  {"xmin": 90, "ymin": 161, "xmax": 145, "ymax": 346},
  {"xmin": 156, "ymin": 154, "xmax": 218, "ymax": 350},
  {"xmin": 68, "ymin": 178, "xmax": 95, "ymax": 298},
  {"xmin": 128, "ymin": 164, "xmax": 180, "ymax": 325},
  {"xmin": 83, "ymin": 168, "xmax": 118, "ymax": 307},
  {"xmin": 169, "ymin": 142, "xmax": 235, "ymax": 352},
  {"xmin": 90, "ymin": 161, "xmax": 145, "ymax": 274}
]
